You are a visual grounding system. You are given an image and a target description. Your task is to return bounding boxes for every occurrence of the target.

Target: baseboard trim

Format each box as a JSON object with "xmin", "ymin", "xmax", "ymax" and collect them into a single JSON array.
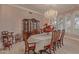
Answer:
[{"xmin": 65, "ymin": 35, "xmax": 79, "ymax": 42}]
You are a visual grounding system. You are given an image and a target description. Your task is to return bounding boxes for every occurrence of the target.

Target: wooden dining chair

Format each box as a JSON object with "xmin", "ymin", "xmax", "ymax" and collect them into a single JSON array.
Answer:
[
  {"xmin": 1, "ymin": 31, "xmax": 9, "ymax": 42},
  {"xmin": 31, "ymin": 29, "xmax": 40, "ymax": 35},
  {"xmin": 43, "ymin": 30, "xmax": 58, "ymax": 53},
  {"xmin": 57, "ymin": 29, "xmax": 65, "ymax": 48},
  {"xmin": 1, "ymin": 31, "xmax": 12, "ymax": 50},
  {"xmin": 24, "ymin": 32, "xmax": 36, "ymax": 54},
  {"xmin": 56, "ymin": 30, "xmax": 61, "ymax": 48},
  {"xmin": 15, "ymin": 34, "xmax": 22, "ymax": 43},
  {"xmin": 60, "ymin": 29, "xmax": 65, "ymax": 46},
  {"xmin": 8, "ymin": 32, "xmax": 14, "ymax": 44},
  {"xmin": 40, "ymin": 29, "xmax": 43, "ymax": 33},
  {"xmin": 3, "ymin": 39, "xmax": 12, "ymax": 50}
]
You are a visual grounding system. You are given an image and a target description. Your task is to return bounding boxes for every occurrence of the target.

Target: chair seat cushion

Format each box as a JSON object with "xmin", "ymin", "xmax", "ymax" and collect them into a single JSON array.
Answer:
[
  {"xmin": 44, "ymin": 44, "xmax": 51, "ymax": 48},
  {"xmin": 4, "ymin": 43, "xmax": 12, "ymax": 47},
  {"xmin": 29, "ymin": 45, "xmax": 35, "ymax": 50}
]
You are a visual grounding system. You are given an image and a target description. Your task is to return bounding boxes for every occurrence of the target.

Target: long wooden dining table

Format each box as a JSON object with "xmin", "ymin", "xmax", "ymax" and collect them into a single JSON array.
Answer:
[{"xmin": 28, "ymin": 32, "xmax": 52, "ymax": 53}]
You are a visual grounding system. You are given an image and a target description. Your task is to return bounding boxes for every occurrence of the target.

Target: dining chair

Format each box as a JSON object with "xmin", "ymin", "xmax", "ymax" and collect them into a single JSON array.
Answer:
[
  {"xmin": 3, "ymin": 39, "xmax": 12, "ymax": 50},
  {"xmin": 1, "ymin": 31, "xmax": 12, "ymax": 50},
  {"xmin": 1, "ymin": 31, "xmax": 8, "ymax": 42},
  {"xmin": 43, "ymin": 25, "xmax": 52, "ymax": 33},
  {"xmin": 24, "ymin": 32, "xmax": 36, "ymax": 54},
  {"xmin": 57, "ymin": 29, "xmax": 65, "ymax": 48},
  {"xmin": 44, "ymin": 30, "xmax": 58, "ymax": 54},
  {"xmin": 8, "ymin": 32, "xmax": 14, "ymax": 44},
  {"xmin": 56, "ymin": 30, "xmax": 62, "ymax": 48},
  {"xmin": 15, "ymin": 34, "xmax": 22, "ymax": 43},
  {"xmin": 60, "ymin": 29, "xmax": 65, "ymax": 46},
  {"xmin": 31, "ymin": 29, "xmax": 40, "ymax": 35},
  {"xmin": 40, "ymin": 29, "xmax": 43, "ymax": 33}
]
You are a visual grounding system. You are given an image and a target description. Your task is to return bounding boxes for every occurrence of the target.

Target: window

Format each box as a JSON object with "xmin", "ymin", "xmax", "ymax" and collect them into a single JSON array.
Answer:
[
  {"xmin": 66, "ymin": 19, "xmax": 71, "ymax": 29},
  {"xmin": 74, "ymin": 16, "xmax": 79, "ymax": 33},
  {"xmin": 56, "ymin": 18, "xmax": 64, "ymax": 30}
]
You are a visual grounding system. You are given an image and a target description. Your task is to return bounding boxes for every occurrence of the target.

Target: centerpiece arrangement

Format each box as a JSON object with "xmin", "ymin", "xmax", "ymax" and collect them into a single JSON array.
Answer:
[{"xmin": 43, "ymin": 24, "xmax": 52, "ymax": 35}]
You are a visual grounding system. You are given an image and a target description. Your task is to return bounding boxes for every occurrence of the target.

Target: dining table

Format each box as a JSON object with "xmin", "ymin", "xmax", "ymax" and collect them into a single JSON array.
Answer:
[{"xmin": 28, "ymin": 32, "xmax": 52, "ymax": 53}]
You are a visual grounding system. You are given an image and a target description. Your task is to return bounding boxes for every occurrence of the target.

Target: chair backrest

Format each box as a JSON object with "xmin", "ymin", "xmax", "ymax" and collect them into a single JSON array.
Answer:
[
  {"xmin": 1, "ymin": 31, "xmax": 8, "ymax": 35},
  {"xmin": 23, "ymin": 32, "xmax": 29, "ymax": 49},
  {"xmin": 51, "ymin": 30, "xmax": 58, "ymax": 43},
  {"xmin": 1, "ymin": 31, "xmax": 9, "ymax": 43},
  {"xmin": 57, "ymin": 30, "xmax": 61, "ymax": 40},
  {"xmin": 8, "ymin": 32, "xmax": 14, "ymax": 40},
  {"xmin": 1, "ymin": 31, "xmax": 13, "ymax": 47},
  {"xmin": 15, "ymin": 34, "xmax": 21, "ymax": 42},
  {"xmin": 40, "ymin": 29, "xmax": 43, "ymax": 33},
  {"xmin": 43, "ymin": 25, "xmax": 52, "ymax": 33},
  {"xmin": 49, "ymin": 30, "xmax": 57, "ymax": 48},
  {"xmin": 23, "ymin": 32, "xmax": 29, "ymax": 40},
  {"xmin": 31, "ymin": 29, "xmax": 40, "ymax": 35},
  {"xmin": 60, "ymin": 29, "xmax": 65, "ymax": 40}
]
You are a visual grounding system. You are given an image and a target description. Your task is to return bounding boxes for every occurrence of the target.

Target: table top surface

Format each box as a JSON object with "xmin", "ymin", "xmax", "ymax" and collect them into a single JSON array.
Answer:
[{"xmin": 28, "ymin": 32, "xmax": 52, "ymax": 43}]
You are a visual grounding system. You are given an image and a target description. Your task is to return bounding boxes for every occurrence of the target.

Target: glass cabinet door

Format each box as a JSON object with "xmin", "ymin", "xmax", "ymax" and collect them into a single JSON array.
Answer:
[
  {"xmin": 23, "ymin": 19, "xmax": 40, "ymax": 34},
  {"xmin": 25, "ymin": 21, "xmax": 27, "ymax": 32}
]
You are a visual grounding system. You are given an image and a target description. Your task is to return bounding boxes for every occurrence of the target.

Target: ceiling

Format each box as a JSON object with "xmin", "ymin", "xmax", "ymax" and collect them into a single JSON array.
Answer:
[{"xmin": 15, "ymin": 4, "xmax": 79, "ymax": 15}]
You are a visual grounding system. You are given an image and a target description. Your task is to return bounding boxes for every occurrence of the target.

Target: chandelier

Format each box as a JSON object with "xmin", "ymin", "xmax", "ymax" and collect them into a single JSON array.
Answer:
[
  {"xmin": 44, "ymin": 9, "xmax": 58, "ymax": 19},
  {"xmin": 44, "ymin": 9, "xmax": 58, "ymax": 26}
]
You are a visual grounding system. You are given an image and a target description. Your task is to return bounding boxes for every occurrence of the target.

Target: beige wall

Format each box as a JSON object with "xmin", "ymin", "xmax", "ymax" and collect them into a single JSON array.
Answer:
[{"xmin": 0, "ymin": 5, "xmax": 45, "ymax": 34}]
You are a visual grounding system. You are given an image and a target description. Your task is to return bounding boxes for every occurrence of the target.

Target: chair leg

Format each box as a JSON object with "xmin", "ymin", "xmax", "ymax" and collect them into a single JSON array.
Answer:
[
  {"xmin": 52, "ymin": 47, "xmax": 55, "ymax": 53},
  {"xmin": 52, "ymin": 43, "xmax": 56, "ymax": 53},
  {"xmin": 61, "ymin": 39, "xmax": 64, "ymax": 46},
  {"xmin": 58, "ymin": 40, "xmax": 62, "ymax": 48},
  {"xmin": 56, "ymin": 41, "xmax": 59, "ymax": 48},
  {"xmin": 9, "ymin": 46, "xmax": 10, "ymax": 50},
  {"xmin": 25, "ymin": 50, "xmax": 27, "ymax": 54},
  {"xmin": 57, "ymin": 40, "xmax": 63, "ymax": 48},
  {"xmin": 25, "ymin": 50, "xmax": 29, "ymax": 54},
  {"xmin": 3, "ymin": 47, "xmax": 6, "ymax": 50},
  {"xmin": 33, "ymin": 49, "xmax": 36, "ymax": 54},
  {"xmin": 53, "ymin": 49, "xmax": 55, "ymax": 53},
  {"xmin": 54, "ymin": 43, "xmax": 57, "ymax": 51},
  {"xmin": 49, "ymin": 49, "xmax": 51, "ymax": 54},
  {"xmin": 28, "ymin": 50, "xmax": 29, "ymax": 54},
  {"xmin": 25, "ymin": 51, "xmax": 26, "ymax": 54},
  {"xmin": 62, "ymin": 39, "xmax": 64, "ymax": 46},
  {"xmin": 39, "ymin": 50, "xmax": 43, "ymax": 54}
]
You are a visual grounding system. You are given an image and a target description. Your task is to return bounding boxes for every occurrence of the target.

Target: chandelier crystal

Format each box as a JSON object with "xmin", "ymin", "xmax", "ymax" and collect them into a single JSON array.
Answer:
[{"xmin": 44, "ymin": 9, "xmax": 58, "ymax": 19}]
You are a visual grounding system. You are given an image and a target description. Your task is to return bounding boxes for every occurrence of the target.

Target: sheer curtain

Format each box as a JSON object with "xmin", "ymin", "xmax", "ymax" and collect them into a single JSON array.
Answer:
[{"xmin": 55, "ymin": 11, "xmax": 79, "ymax": 35}]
